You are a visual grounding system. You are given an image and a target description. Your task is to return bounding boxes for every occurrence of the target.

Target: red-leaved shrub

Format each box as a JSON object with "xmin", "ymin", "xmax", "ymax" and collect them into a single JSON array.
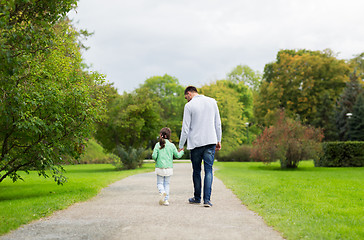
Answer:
[{"xmin": 251, "ymin": 110, "xmax": 324, "ymax": 168}]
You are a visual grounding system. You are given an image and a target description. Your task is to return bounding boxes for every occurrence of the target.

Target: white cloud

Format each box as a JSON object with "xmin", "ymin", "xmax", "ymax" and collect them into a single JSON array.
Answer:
[{"xmin": 69, "ymin": 0, "xmax": 364, "ymax": 93}]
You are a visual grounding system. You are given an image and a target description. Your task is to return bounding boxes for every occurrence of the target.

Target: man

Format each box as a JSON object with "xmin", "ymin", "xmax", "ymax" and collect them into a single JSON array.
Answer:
[{"xmin": 179, "ymin": 86, "xmax": 222, "ymax": 207}]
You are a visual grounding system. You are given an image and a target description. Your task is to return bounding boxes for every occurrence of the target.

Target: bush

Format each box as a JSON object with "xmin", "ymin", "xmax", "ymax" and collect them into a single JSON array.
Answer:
[
  {"xmin": 181, "ymin": 149, "xmax": 191, "ymax": 160},
  {"xmin": 113, "ymin": 146, "xmax": 147, "ymax": 170},
  {"xmin": 78, "ymin": 139, "xmax": 118, "ymax": 164},
  {"xmin": 217, "ymin": 145, "xmax": 253, "ymax": 162},
  {"xmin": 315, "ymin": 141, "xmax": 364, "ymax": 167},
  {"xmin": 251, "ymin": 110, "xmax": 324, "ymax": 168}
]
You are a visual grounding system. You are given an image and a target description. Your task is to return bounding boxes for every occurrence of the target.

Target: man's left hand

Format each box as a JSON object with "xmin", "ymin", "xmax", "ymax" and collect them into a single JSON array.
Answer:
[{"xmin": 215, "ymin": 142, "xmax": 221, "ymax": 151}]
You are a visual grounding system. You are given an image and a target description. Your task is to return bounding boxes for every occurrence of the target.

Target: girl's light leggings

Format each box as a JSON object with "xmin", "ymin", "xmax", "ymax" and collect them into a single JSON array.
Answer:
[{"xmin": 157, "ymin": 175, "xmax": 170, "ymax": 200}]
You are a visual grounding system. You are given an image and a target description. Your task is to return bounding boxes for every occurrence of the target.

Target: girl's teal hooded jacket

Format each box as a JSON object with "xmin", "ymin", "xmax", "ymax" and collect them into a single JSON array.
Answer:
[{"xmin": 152, "ymin": 139, "xmax": 184, "ymax": 168}]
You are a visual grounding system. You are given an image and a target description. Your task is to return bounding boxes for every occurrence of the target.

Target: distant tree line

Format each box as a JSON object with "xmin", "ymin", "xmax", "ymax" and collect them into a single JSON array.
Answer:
[
  {"xmin": 95, "ymin": 49, "xmax": 363, "ymax": 162},
  {"xmin": 1, "ymin": 1, "xmax": 364, "ymax": 182},
  {"xmin": 94, "ymin": 71, "xmax": 257, "ymax": 159}
]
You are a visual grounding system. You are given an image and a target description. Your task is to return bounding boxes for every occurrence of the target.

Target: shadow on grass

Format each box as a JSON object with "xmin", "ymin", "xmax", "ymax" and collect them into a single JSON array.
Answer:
[
  {"xmin": 250, "ymin": 164, "xmax": 317, "ymax": 172},
  {"xmin": 65, "ymin": 167, "xmax": 119, "ymax": 174}
]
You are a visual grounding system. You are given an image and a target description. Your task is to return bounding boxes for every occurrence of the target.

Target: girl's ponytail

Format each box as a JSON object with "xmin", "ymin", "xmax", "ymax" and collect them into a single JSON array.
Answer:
[
  {"xmin": 159, "ymin": 135, "xmax": 166, "ymax": 149},
  {"xmin": 159, "ymin": 127, "xmax": 171, "ymax": 149}
]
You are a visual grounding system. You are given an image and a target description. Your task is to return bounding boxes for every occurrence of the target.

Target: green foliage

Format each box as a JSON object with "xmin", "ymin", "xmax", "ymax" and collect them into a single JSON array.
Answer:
[
  {"xmin": 251, "ymin": 110, "xmax": 324, "ymax": 168},
  {"xmin": 224, "ymin": 79, "xmax": 254, "ymax": 122},
  {"xmin": 96, "ymin": 75, "xmax": 185, "ymax": 170},
  {"xmin": 180, "ymin": 149, "xmax": 191, "ymax": 159},
  {"xmin": 95, "ymin": 86, "xmax": 161, "ymax": 152},
  {"xmin": 347, "ymin": 92, "xmax": 364, "ymax": 141},
  {"xmin": 335, "ymin": 73, "xmax": 363, "ymax": 141},
  {"xmin": 215, "ymin": 161, "xmax": 364, "ymax": 240},
  {"xmin": 217, "ymin": 144, "xmax": 253, "ymax": 162},
  {"xmin": 227, "ymin": 64, "xmax": 262, "ymax": 92},
  {"xmin": 139, "ymin": 74, "xmax": 185, "ymax": 143},
  {"xmin": 349, "ymin": 52, "xmax": 364, "ymax": 85},
  {"xmin": 113, "ymin": 145, "xmax": 147, "ymax": 170},
  {"xmin": 0, "ymin": 2, "xmax": 106, "ymax": 184},
  {"xmin": 316, "ymin": 141, "xmax": 364, "ymax": 167},
  {"xmin": 0, "ymin": 0, "xmax": 77, "ymax": 67},
  {"xmin": 312, "ymin": 92, "xmax": 338, "ymax": 141},
  {"xmin": 78, "ymin": 139, "xmax": 118, "ymax": 164},
  {"xmin": 255, "ymin": 49, "xmax": 350, "ymax": 126},
  {"xmin": 200, "ymin": 80, "xmax": 245, "ymax": 156},
  {"xmin": 0, "ymin": 164, "xmax": 154, "ymax": 235},
  {"xmin": 223, "ymin": 79, "xmax": 261, "ymax": 144}
]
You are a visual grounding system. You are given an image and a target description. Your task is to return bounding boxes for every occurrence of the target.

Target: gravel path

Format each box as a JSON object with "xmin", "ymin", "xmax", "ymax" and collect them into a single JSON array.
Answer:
[{"xmin": 2, "ymin": 163, "xmax": 284, "ymax": 240}]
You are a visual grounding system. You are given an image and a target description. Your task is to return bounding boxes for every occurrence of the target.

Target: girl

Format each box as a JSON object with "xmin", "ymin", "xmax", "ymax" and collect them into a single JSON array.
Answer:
[{"xmin": 152, "ymin": 127, "xmax": 184, "ymax": 206}]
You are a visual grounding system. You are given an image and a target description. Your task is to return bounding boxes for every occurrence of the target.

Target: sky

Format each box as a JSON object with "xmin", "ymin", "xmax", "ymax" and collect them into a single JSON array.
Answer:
[{"xmin": 68, "ymin": 0, "xmax": 364, "ymax": 93}]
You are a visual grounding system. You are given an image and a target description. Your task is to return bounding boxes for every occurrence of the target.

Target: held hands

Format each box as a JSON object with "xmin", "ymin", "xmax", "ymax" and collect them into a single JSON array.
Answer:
[{"xmin": 178, "ymin": 148, "xmax": 184, "ymax": 152}]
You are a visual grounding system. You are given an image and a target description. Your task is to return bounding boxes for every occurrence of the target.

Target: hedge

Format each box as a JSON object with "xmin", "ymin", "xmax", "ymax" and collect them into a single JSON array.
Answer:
[
  {"xmin": 315, "ymin": 141, "xmax": 364, "ymax": 167},
  {"xmin": 217, "ymin": 145, "xmax": 253, "ymax": 162}
]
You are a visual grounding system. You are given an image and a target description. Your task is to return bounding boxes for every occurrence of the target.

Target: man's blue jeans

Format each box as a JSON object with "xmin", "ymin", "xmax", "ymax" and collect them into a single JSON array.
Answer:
[{"xmin": 190, "ymin": 144, "xmax": 216, "ymax": 203}]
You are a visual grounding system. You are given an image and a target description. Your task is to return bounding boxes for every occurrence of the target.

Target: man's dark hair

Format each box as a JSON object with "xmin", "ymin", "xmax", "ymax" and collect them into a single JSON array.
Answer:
[{"xmin": 184, "ymin": 86, "xmax": 198, "ymax": 95}]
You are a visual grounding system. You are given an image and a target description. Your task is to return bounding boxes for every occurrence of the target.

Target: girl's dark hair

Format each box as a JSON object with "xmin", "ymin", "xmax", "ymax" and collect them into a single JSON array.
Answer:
[{"xmin": 159, "ymin": 127, "xmax": 171, "ymax": 149}]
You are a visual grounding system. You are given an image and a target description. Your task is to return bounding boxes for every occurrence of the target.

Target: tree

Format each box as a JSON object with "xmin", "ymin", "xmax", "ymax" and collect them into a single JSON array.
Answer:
[
  {"xmin": 95, "ymin": 87, "xmax": 162, "ymax": 169},
  {"xmin": 226, "ymin": 65, "xmax": 262, "ymax": 142},
  {"xmin": 0, "ymin": 0, "xmax": 77, "ymax": 78},
  {"xmin": 95, "ymin": 87, "xmax": 162, "ymax": 152},
  {"xmin": 334, "ymin": 73, "xmax": 363, "ymax": 141},
  {"xmin": 0, "ymin": 1, "xmax": 105, "ymax": 184},
  {"xmin": 254, "ymin": 81, "xmax": 284, "ymax": 126},
  {"xmin": 223, "ymin": 78, "xmax": 260, "ymax": 144},
  {"xmin": 224, "ymin": 79, "xmax": 254, "ymax": 121},
  {"xmin": 200, "ymin": 80, "xmax": 245, "ymax": 156},
  {"xmin": 251, "ymin": 110, "xmax": 324, "ymax": 168},
  {"xmin": 312, "ymin": 92, "xmax": 338, "ymax": 141},
  {"xmin": 347, "ymin": 92, "xmax": 364, "ymax": 141},
  {"xmin": 139, "ymin": 74, "xmax": 185, "ymax": 143},
  {"xmin": 349, "ymin": 52, "xmax": 364, "ymax": 86},
  {"xmin": 255, "ymin": 49, "xmax": 351, "ymax": 126},
  {"xmin": 227, "ymin": 65, "xmax": 262, "ymax": 92}
]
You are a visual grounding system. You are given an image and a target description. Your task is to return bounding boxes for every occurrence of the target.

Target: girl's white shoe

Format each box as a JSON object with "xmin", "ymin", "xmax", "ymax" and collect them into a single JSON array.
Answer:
[
  {"xmin": 159, "ymin": 192, "xmax": 167, "ymax": 205},
  {"xmin": 163, "ymin": 200, "xmax": 169, "ymax": 206}
]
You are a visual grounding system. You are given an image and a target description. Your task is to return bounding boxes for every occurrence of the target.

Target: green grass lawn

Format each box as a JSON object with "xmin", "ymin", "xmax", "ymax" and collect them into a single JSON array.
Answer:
[
  {"xmin": 0, "ymin": 164, "xmax": 154, "ymax": 236},
  {"xmin": 215, "ymin": 161, "xmax": 364, "ymax": 240}
]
